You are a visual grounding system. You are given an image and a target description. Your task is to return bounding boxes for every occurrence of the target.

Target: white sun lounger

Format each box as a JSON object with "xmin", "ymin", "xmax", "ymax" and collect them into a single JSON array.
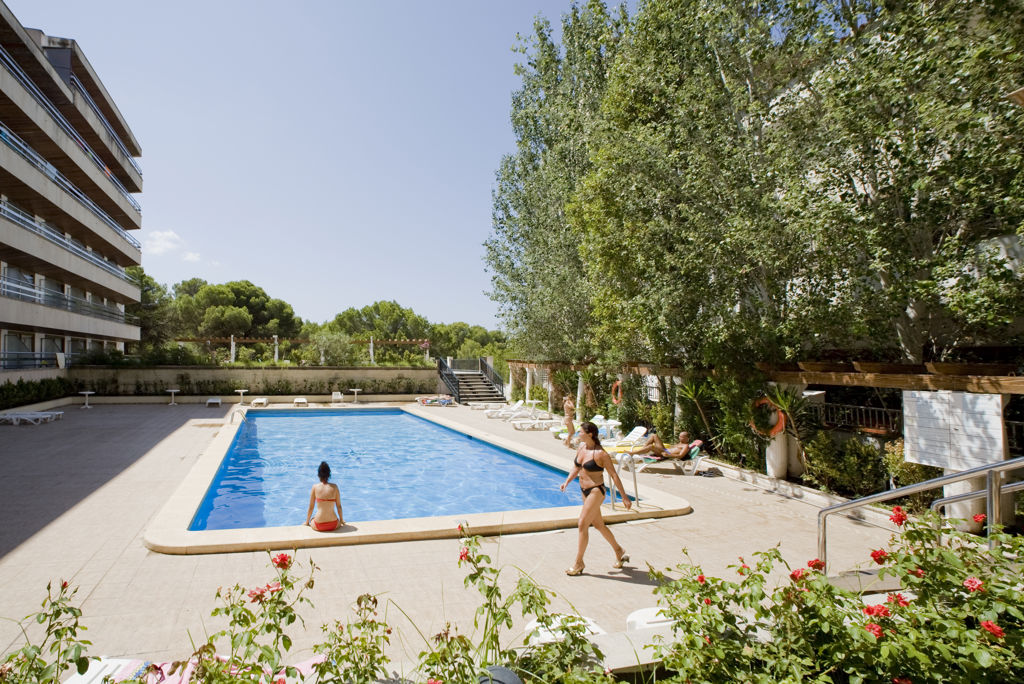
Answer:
[
  {"xmin": 468, "ymin": 401, "xmax": 505, "ymax": 410},
  {"xmin": 206, "ymin": 397, "xmax": 222, "ymax": 407},
  {"xmin": 525, "ymin": 614, "xmax": 606, "ymax": 646},
  {"xmin": 0, "ymin": 411, "xmax": 64, "ymax": 426},
  {"xmin": 484, "ymin": 400, "xmax": 524, "ymax": 419},
  {"xmin": 293, "ymin": 397, "xmax": 308, "ymax": 407},
  {"xmin": 330, "ymin": 391, "xmax": 344, "ymax": 406},
  {"xmin": 249, "ymin": 397, "xmax": 268, "ymax": 407},
  {"xmin": 511, "ymin": 417, "xmax": 563, "ymax": 431}
]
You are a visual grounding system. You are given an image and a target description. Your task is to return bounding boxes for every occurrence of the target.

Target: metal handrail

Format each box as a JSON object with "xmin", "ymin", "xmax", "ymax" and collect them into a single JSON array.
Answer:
[
  {"xmin": 480, "ymin": 357, "xmax": 505, "ymax": 397},
  {"xmin": 69, "ymin": 74, "xmax": 143, "ymax": 177},
  {"xmin": 0, "ymin": 43, "xmax": 141, "ymax": 211},
  {"xmin": 0, "ymin": 275, "xmax": 138, "ymax": 324},
  {"xmin": 0, "ymin": 122, "xmax": 142, "ymax": 250},
  {"xmin": 0, "ymin": 200, "xmax": 132, "ymax": 281},
  {"xmin": 931, "ymin": 480, "xmax": 1024, "ymax": 513},
  {"xmin": 818, "ymin": 455, "xmax": 1024, "ymax": 571},
  {"xmin": 437, "ymin": 357, "xmax": 461, "ymax": 403}
]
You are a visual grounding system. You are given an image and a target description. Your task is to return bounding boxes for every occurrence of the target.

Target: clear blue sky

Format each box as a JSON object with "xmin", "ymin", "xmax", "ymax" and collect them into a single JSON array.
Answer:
[{"xmin": 7, "ymin": 0, "xmax": 589, "ymax": 329}]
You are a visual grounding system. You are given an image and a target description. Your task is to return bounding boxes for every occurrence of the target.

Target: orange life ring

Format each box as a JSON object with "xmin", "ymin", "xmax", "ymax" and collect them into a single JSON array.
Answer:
[
  {"xmin": 611, "ymin": 380, "xmax": 623, "ymax": 405},
  {"xmin": 750, "ymin": 397, "xmax": 786, "ymax": 437}
]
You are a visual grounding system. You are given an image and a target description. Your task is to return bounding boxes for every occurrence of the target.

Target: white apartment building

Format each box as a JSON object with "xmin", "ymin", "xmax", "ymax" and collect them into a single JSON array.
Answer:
[{"xmin": 0, "ymin": 1, "xmax": 142, "ymax": 370}]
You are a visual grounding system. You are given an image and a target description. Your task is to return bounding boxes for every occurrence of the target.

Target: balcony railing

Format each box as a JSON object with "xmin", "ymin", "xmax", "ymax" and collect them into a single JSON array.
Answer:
[
  {"xmin": 1009, "ymin": 421, "xmax": 1023, "ymax": 456},
  {"xmin": 0, "ymin": 275, "xmax": 138, "ymax": 325},
  {"xmin": 814, "ymin": 402, "xmax": 902, "ymax": 434},
  {"xmin": 0, "ymin": 200, "xmax": 133, "ymax": 282},
  {"xmin": 437, "ymin": 357, "xmax": 461, "ymax": 403},
  {"xmin": 68, "ymin": 74, "xmax": 143, "ymax": 177},
  {"xmin": 0, "ymin": 122, "xmax": 141, "ymax": 250},
  {"xmin": 0, "ymin": 43, "xmax": 142, "ymax": 212}
]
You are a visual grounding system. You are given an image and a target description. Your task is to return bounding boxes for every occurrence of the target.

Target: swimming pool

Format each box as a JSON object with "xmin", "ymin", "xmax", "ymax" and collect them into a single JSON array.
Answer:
[{"xmin": 190, "ymin": 408, "xmax": 597, "ymax": 530}]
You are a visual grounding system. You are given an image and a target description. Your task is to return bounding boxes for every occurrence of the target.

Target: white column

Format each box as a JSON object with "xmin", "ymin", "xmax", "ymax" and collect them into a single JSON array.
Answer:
[
  {"xmin": 230, "ymin": 334, "xmax": 236, "ymax": 363},
  {"xmin": 370, "ymin": 336, "xmax": 375, "ymax": 365},
  {"xmin": 273, "ymin": 335, "xmax": 279, "ymax": 362},
  {"xmin": 524, "ymin": 367, "xmax": 533, "ymax": 400},
  {"xmin": 576, "ymin": 372, "xmax": 584, "ymax": 422}
]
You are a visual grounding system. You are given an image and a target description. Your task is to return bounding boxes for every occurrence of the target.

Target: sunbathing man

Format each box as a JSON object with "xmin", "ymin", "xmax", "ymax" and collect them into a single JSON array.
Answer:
[{"xmin": 628, "ymin": 430, "xmax": 694, "ymax": 459}]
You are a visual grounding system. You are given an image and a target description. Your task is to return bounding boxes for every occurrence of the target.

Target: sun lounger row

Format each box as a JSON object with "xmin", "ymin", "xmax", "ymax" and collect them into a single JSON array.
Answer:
[{"xmin": 0, "ymin": 410, "xmax": 64, "ymax": 426}]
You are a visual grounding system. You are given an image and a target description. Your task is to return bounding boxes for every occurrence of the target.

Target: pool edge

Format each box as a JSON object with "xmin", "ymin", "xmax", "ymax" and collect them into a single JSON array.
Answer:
[{"xmin": 144, "ymin": 405, "xmax": 693, "ymax": 554}]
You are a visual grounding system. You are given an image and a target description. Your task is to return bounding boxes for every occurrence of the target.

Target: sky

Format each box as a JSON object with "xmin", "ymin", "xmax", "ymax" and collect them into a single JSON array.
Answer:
[{"xmin": 6, "ymin": 0, "xmax": 591, "ymax": 330}]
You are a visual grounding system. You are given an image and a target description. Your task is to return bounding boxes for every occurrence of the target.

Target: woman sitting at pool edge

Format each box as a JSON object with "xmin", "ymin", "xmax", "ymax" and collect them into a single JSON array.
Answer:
[{"xmin": 306, "ymin": 461, "xmax": 344, "ymax": 531}]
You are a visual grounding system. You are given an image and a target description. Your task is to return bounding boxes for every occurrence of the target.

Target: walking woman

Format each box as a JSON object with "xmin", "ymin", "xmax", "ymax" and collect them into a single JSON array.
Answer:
[
  {"xmin": 562, "ymin": 393, "xmax": 576, "ymax": 447},
  {"xmin": 306, "ymin": 461, "xmax": 344, "ymax": 531},
  {"xmin": 559, "ymin": 421, "xmax": 632, "ymax": 575}
]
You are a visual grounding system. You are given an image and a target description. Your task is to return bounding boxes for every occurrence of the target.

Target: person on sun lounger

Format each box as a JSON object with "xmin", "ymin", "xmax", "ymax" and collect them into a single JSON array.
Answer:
[{"xmin": 628, "ymin": 430, "xmax": 697, "ymax": 459}]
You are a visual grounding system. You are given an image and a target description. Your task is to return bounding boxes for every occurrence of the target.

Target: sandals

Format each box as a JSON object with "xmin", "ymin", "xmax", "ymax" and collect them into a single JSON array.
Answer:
[
  {"xmin": 565, "ymin": 564, "xmax": 585, "ymax": 576},
  {"xmin": 614, "ymin": 552, "xmax": 630, "ymax": 569}
]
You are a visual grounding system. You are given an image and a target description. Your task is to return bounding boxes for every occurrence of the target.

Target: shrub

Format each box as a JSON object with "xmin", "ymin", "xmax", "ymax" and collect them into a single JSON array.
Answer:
[
  {"xmin": 883, "ymin": 438, "xmax": 944, "ymax": 512},
  {"xmin": 804, "ymin": 430, "xmax": 888, "ymax": 498},
  {"xmin": 651, "ymin": 511, "xmax": 1024, "ymax": 683},
  {"xmin": 0, "ymin": 377, "xmax": 78, "ymax": 411}
]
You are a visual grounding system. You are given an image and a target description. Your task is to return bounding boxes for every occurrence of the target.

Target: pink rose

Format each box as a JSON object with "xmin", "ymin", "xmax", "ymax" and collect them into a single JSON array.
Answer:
[
  {"xmin": 963, "ymin": 577, "xmax": 983, "ymax": 593},
  {"xmin": 864, "ymin": 622, "xmax": 883, "ymax": 639},
  {"xmin": 887, "ymin": 592, "xmax": 910, "ymax": 607},
  {"xmin": 790, "ymin": 568, "xmax": 805, "ymax": 582},
  {"xmin": 980, "ymin": 620, "xmax": 1005, "ymax": 638},
  {"xmin": 863, "ymin": 604, "xmax": 891, "ymax": 618},
  {"xmin": 458, "ymin": 547, "xmax": 469, "ymax": 562},
  {"xmin": 889, "ymin": 506, "xmax": 907, "ymax": 526}
]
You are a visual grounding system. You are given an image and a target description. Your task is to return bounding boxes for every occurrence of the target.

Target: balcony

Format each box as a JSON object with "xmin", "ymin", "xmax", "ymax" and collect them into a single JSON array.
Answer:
[
  {"xmin": 814, "ymin": 402, "xmax": 903, "ymax": 435},
  {"xmin": 68, "ymin": 73, "xmax": 142, "ymax": 179},
  {"xmin": 1, "ymin": 199, "xmax": 133, "ymax": 283},
  {"xmin": 0, "ymin": 121, "xmax": 141, "ymax": 251},
  {"xmin": 0, "ymin": 42, "xmax": 141, "ymax": 212},
  {"xmin": 0, "ymin": 275, "xmax": 137, "ymax": 325}
]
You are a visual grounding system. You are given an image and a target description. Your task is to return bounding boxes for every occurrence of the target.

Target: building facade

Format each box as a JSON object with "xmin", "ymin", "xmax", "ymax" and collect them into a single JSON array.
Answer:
[{"xmin": 0, "ymin": 1, "xmax": 142, "ymax": 370}]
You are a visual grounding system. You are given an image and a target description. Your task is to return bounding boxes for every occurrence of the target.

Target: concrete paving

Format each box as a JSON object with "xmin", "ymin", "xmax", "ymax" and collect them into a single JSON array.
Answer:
[{"xmin": 0, "ymin": 402, "xmax": 894, "ymax": 675}]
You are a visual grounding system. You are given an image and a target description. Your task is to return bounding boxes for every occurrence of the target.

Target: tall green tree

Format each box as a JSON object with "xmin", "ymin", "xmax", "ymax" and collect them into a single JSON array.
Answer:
[
  {"xmin": 126, "ymin": 266, "xmax": 173, "ymax": 348},
  {"xmin": 783, "ymin": 0, "xmax": 1024, "ymax": 362},
  {"xmin": 485, "ymin": 0, "xmax": 629, "ymax": 363}
]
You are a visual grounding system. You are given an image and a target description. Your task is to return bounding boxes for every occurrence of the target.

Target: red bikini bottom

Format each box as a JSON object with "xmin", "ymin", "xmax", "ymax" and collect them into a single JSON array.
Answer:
[{"xmin": 312, "ymin": 519, "xmax": 339, "ymax": 532}]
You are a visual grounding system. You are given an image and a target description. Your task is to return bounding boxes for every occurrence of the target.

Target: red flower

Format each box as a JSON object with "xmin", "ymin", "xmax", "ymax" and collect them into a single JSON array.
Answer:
[
  {"xmin": 870, "ymin": 549, "xmax": 888, "ymax": 565},
  {"xmin": 973, "ymin": 513, "xmax": 986, "ymax": 524},
  {"xmin": 704, "ymin": 598, "xmax": 712, "ymax": 605},
  {"xmin": 427, "ymin": 679, "xmax": 443, "ymax": 684},
  {"xmin": 910, "ymin": 568, "xmax": 925, "ymax": 578},
  {"xmin": 980, "ymin": 620, "xmax": 1005, "ymax": 638},
  {"xmin": 272, "ymin": 553, "xmax": 292, "ymax": 570},
  {"xmin": 887, "ymin": 592, "xmax": 910, "ymax": 607},
  {"xmin": 807, "ymin": 558, "xmax": 826, "ymax": 571},
  {"xmin": 893, "ymin": 678, "xmax": 912, "ymax": 684},
  {"xmin": 889, "ymin": 506, "xmax": 907, "ymax": 527},
  {"xmin": 457, "ymin": 524, "xmax": 464, "ymax": 534},
  {"xmin": 277, "ymin": 679, "xmax": 286, "ymax": 684},
  {"xmin": 963, "ymin": 577, "xmax": 983, "ymax": 592},
  {"xmin": 458, "ymin": 547, "xmax": 469, "ymax": 562},
  {"xmin": 790, "ymin": 568, "xmax": 806, "ymax": 582},
  {"xmin": 863, "ymin": 604, "xmax": 891, "ymax": 618},
  {"xmin": 266, "ymin": 581, "xmax": 283, "ymax": 594},
  {"xmin": 60, "ymin": 580, "xmax": 69, "ymax": 590},
  {"xmin": 247, "ymin": 587, "xmax": 266, "ymax": 603},
  {"xmin": 697, "ymin": 574, "xmax": 706, "ymax": 584},
  {"xmin": 864, "ymin": 622, "xmax": 883, "ymax": 639}
]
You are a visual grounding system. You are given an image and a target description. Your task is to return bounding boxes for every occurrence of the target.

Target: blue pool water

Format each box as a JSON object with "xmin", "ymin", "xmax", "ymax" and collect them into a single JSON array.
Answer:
[{"xmin": 190, "ymin": 409, "xmax": 597, "ymax": 530}]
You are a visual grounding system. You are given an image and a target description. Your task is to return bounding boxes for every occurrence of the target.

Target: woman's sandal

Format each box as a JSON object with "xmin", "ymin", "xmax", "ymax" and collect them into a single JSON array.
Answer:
[
  {"xmin": 614, "ymin": 552, "xmax": 630, "ymax": 569},
  {"xmin": 565, "ymin": 564, "xmax": 585, "ymax": 576}
]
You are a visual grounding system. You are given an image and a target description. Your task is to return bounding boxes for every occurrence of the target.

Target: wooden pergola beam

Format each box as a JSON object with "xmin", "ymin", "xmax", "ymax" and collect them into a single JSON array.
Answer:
[{"xmin": 769, "ymin": 371, "xmax": 1024, "ymax": 394}]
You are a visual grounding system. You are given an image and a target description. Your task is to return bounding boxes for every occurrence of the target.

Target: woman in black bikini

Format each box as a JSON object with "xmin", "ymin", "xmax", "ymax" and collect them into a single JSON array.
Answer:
[
  {"xmin": 559, "ymin": 421, "xmax": 632, "ymax": 575},
  {"xmin": 306, "ymin": 461, "xmax": 344, "ymax": 531}
]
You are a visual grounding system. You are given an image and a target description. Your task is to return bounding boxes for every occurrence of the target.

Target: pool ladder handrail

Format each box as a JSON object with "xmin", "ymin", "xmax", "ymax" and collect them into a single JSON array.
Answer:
[
  {"xmin": 818, "ymin": 455, "xmax": 1024, "ymax": 573},
  {"xmin": 230, "ymin": 408, "xmax": 247, "ymax": 424}
]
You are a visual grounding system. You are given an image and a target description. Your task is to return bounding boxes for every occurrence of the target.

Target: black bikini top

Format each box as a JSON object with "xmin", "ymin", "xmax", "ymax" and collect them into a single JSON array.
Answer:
[{"xmin": 574, "ymin": 449, "xmax": 604, "ymax": 472}]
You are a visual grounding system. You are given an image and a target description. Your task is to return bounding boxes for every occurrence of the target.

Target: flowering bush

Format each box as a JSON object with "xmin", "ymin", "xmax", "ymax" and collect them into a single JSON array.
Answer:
[
  {"xmin": 650, "ymin": 510, "xmax": 1024, "ymax": 683},
  {"xmin": 0, "ymin": 580, "xmax": 93, "ymax": 682}
]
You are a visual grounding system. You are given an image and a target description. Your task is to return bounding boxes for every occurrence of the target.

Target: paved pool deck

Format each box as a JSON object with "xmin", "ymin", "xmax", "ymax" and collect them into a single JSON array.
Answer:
[{"xmin": 0, "ymin": 401, "xmax": 895, "ymax": 675}]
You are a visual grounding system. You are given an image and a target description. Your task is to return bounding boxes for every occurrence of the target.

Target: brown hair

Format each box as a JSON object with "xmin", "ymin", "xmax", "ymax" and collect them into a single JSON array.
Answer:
[
  {"xmin": 580, "ymin": 421, "xmax": 601, "ymax": 448},
  {"xmin": 318, "ymin": 461, "xmax": 331, "ymax": 483}
]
